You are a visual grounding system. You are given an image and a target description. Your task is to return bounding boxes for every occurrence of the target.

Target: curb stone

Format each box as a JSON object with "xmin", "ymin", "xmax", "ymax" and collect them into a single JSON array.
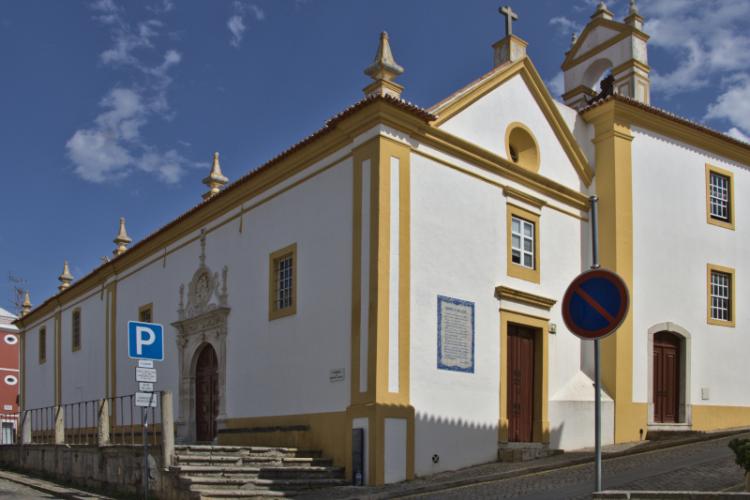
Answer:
[
  {"xmin": 324, "ymin": 427, "xmax": 750, "ymax": 500},
  {"xmin": 0, "ymin": 469, "xmax": 114, "ymax": 500}
]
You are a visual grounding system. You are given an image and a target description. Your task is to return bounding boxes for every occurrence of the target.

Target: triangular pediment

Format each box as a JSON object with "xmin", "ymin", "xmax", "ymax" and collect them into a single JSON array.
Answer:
[
  {"xmin": 562, "ymin": 18, "xmax": 647, "ymax": 71},
  {"xmin": 429, "ymin": 58, "xmax": 593, "ymax": 187}
]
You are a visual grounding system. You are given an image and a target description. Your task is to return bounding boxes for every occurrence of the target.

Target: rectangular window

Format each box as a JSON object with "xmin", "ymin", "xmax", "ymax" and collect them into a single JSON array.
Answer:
[
  {"xmin": 709, "ymin": 172, "xmax": 730, "ymax": 221},
  {"xmin": 707, "ymin": 264, "xmax": 735, "ymax": 327},
  {"xmin": 507, "ymin": 204, "xmax": 540, "ymax": 283},
  {"xmin": 269, "ymin": 243, "xmax": 297, "ymax": 320},
  {"xmin": 511, "ymin": 216, "xmax": 535, "ymax": 269},
  {"xmin": 139, "ymin": 304, "xmax": 153, "ymax": 323},
  {"xmin": 705, "ymin": 164, "xmax": 735, "ymax": 230},
  {"xmin": 72, "ymin": 309, "xmax": 81, "ymax": 352},
  {"xmin": 39, "ymin": 327, "xmax": 46, "ymax": 364}
]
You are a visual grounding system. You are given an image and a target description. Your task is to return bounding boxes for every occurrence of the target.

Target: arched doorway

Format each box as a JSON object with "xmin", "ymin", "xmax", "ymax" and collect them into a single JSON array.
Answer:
[
  {"xmin": 653, "ymin": 332, "xmax": 681, "ymax": 423},
  {"xmin": 195, "ymin": 344, "xmax": 219, "ymax": 442}
]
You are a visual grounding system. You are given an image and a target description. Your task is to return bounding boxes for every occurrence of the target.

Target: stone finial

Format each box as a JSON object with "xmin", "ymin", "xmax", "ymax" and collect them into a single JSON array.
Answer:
[
  {"xmin": 202, "ymin": 152, "xmax": 229, "ymax": 201},
  {"xmin": 571, "ymin": 32, "xmax": 578, "ymax": 47},
  {"xmin": 591, "ymin": 1, "xmax": 614, "ymax": 21},
  {"xmin": 625, "ymin": 0, "xmax": 644, "ymax": 29},
  {"xmin": 58, "ymin": 261, "xmax": 73, "ymax": 292},
  {"xmin": 363, "ymin": 32, "xmax": 405, "ymax": 99},
  {"xmin": 113, "ymin": 217, "xmax": 132, "ymax": 256},
  {"xmin": 21, "ymin": 291, "xmax": 32, "ymax": 317}
]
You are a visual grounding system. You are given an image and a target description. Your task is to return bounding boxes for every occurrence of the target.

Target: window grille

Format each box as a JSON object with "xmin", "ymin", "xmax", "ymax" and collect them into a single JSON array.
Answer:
[
  {"xmin": 709, "ymin": 172, "xmax": 730, "ymax": 221},
  {"xmin": 39, "ymin": 327, "xmax": 46, "ymax": 363},
  {"xmin": 710, "ymin": 270, "xmax": 731, "ymax": 321},
  {"xmin": 72, "ymin": 310, "xmax": 81, "ymax": 351},
  {"xmin": 511, "ymin": 216, "xmax": 535, "ymax": 269},
  {"xmin": 275, "ymin": 254, "xmax": 294, "ymax": 310}
]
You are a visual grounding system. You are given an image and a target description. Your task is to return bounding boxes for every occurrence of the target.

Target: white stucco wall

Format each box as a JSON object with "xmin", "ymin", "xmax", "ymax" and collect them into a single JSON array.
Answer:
[
  {"xmin": 60, "ymin": 292, "xmax": 106, "ymax": 405},
  {"xmin": 632, "ymin": 127, "xmax": 750, "ymax": 410},
  {"xmin": 437, "ymin": 74, "xmax": 585, "ymax": 191},
  {"xmin": 24, "ymin": 148, "xmax": 354, "ymax": 430},
  {"xmin": 22, "ymin": 317, "xmax": 55, "ymax": 410},
  {"xmin": 409, "ymin": 143, "xmax": 590, "ymax": 473}
]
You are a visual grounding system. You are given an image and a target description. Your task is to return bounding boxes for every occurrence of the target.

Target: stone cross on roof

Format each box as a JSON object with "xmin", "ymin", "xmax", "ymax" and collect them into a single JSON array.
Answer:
[{"xmin": 500, "ymin": 5, "xmax": 518, "ymax": 37}]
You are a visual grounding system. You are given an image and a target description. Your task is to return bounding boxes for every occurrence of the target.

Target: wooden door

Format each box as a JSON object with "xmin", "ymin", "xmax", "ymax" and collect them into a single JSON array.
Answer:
[
  {"xmin": 507, "ymin": 325, "xmax": 535, "ymax": 442},
  {"xmin": 195, "ymin": 345, "xmax": 219, "ymax": 442},
  {"xmin": 653, "ymin": 332, "xmax": 680, "ymax": 423}
]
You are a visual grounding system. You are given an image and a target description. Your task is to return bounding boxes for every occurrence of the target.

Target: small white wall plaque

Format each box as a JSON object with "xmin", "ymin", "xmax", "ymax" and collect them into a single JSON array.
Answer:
[{"xmin": 329, "ymin": 368, "xmax": 345, "ymax": 383}]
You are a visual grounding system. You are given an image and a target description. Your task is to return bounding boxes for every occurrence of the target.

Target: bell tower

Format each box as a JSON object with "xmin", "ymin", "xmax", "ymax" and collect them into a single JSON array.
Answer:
[{"xmin": 561, "ymin": 0, "xmax": 650, "ymax": 109}]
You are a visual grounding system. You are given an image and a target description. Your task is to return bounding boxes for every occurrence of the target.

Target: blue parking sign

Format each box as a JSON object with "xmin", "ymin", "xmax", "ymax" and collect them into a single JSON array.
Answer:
[{"xmin": 128, "ymin": 321, "xmax": 164, "ymax": 361}]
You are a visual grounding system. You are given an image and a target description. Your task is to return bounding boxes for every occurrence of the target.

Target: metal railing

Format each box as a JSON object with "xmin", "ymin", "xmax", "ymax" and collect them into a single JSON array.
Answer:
[
  {"xmin": 24, "ymin": 405, "xmax": 56, "ymax": 444},
  {"xmin": 21, "ymin": 393, "xmax": 161, "ymax": 446},
  {"xmin": 63, "ymin": 399, "xmax": 99, "ymax": 445},
  {"xmin": 106, "ymin": 394, "xmax": 160, "ymax": 446}
]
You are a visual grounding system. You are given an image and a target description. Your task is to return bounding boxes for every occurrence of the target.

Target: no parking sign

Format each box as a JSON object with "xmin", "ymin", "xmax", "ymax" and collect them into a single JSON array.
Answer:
[{"xmin": 562, "ymin": 269, "xmax": 629, "ymax": 341}]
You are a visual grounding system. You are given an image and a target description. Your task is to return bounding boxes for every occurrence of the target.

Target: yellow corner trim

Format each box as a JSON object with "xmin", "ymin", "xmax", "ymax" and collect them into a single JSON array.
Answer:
[
  {"xmin": 706, "ymin": 263, "xmax": 736, "ymax": 327},
  {"xmin": 705, "ymin": 164, "xmax": 735, "ymax": 231},
  {"xmin": 506, "ymin": 204, "xmax": 541, "ymax": 284}
]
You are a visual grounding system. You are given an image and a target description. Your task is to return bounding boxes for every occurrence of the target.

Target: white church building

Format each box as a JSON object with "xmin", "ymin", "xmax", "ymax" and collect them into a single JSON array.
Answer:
[{"xmin": 15, "ymin": 2, "xmax": 750, "ymax": 485}]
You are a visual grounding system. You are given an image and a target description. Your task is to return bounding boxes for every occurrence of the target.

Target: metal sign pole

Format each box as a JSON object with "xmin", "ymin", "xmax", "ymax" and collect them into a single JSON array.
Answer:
[
  {"xmin": 142, "ymin": 396, "xmax": 150, "ymax": 500},
  {"xmin": 590, "ymin": 195, "xmax": 602, "ymax": 493}
]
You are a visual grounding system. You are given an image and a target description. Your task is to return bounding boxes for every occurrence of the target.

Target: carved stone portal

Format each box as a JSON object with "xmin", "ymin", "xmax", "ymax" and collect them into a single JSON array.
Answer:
[{"xmin": 172, "ymin": 229, "xmax": 229, "ymax": 443}]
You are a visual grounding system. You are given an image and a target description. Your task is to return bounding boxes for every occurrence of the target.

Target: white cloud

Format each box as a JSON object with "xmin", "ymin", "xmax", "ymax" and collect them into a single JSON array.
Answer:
[
  {"xmin": 727, "ymin": 128, "xmax": 750, "ymax": 144},
  {"xmin": 547, "ymin": 71, "xmax": 565, "ymax": 98},
  {"xmin": 641, "ymin": 1, "xmax": 750, "ymax": 96},
  {"xmin": 704, "ymin": 74, "xmax": 750, "ymax": 139},
  {"xmin": 68, "ymin": 2, "xmax": 193, "ymax": 184},
  {"xmin": 227, "ymin": 15, "xmax": 246, "ymax": 47},
  {"xmin": 227, "ymin": 2, "xmax": 265, "ymax": 47},
  {"xmin": 549, "ymin": 16, "xmax": 582, "ymax": 36}
]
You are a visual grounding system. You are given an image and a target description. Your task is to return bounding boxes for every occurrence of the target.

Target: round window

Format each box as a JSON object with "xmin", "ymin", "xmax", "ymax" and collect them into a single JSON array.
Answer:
[
  {"xmin": 505, "ymin": 123, "xmax": 540, "ymax": 172},
  {"xmin": 4, "ymin": 335, "xmax": 17, "ymax": 345},
  {"xmin": 4, "ymin": 375, "xmax": 17, "ymax": 386}
]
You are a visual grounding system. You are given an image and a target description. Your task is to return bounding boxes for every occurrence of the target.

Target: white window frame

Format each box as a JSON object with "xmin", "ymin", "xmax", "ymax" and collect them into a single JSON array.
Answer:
[{"xmin": 511, "ymin": 215, "xmax": 535, "ymax": 270}]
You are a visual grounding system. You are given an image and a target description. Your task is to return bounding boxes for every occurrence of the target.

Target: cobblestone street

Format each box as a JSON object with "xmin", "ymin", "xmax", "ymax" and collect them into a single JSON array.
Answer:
[
  {"xmin": 408, "ymin": 434, "xmax": 746, "ymax": 499},
  {"xmin": 303, "ymin": 431, "xmax": 749, "ymax": 500}
]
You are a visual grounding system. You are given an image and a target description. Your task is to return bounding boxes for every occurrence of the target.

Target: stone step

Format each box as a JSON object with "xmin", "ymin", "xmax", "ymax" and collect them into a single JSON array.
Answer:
[
  {"xmin": 171, "ymin": 466, "xmax": 262, "ymax": 476},
  {"xmin": 174, "ymin": 465, "xmax": 344, "ymax": 480},
  {"xmin": 176, "ymin": 455, "xmax": 332, "ymax": 467},
  {"xmin": 187, "ymin": 477, "xmax": 346, "ymax": 492},
  {"xmin": 196, "ymin": 489, "xmax": 290, "ymax": 499},
  {"xmin": 175, "ymin": 445, "xmax": 299, "ymax": 454},
  {"xmin": 258, "ymin": 466, "xmax": 344, "ymax": 480}
]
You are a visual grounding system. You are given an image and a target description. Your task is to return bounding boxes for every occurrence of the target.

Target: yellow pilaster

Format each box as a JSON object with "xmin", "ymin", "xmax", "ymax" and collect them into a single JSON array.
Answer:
[
  {"xmin": 585, "ymin": 101, "xmax": 647, "ymax": 443},
  {"xmin": 347, "ymin": 135, "xmax": 413, "ymax": 485},
  {"xmin": 54, "ymin": 310, "xmax": 61, "ymax": 406}
]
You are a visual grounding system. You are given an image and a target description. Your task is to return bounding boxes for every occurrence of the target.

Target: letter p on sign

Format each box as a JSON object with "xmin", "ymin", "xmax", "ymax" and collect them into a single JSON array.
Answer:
[{"xmin": 128, "ymin": 321, "xmax": 164, "ymax": 361}]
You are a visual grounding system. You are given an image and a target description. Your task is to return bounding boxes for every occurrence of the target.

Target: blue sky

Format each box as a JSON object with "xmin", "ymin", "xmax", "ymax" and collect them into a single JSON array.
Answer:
[{"xmin": 2, "ymin": 0, "xmax": 749, "ymax": 313}]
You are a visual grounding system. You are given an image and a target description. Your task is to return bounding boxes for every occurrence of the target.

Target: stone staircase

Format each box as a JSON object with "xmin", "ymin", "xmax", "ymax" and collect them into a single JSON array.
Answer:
[{"xmin": 170, "ymin": 445, "xmax": 346, "ymax": 499}]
